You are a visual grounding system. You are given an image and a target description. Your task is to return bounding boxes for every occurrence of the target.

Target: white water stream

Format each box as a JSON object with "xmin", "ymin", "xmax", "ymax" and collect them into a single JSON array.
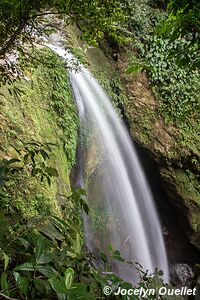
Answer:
[{"xmin": 48, "ymin": 44, "xmax": 169, "ymax": 283}]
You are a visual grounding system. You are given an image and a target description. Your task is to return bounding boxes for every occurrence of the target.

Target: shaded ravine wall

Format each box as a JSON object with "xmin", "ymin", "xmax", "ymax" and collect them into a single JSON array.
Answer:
[{"xmin": 134, "ymin": 143, "xmax": 200, "ymax": 265}]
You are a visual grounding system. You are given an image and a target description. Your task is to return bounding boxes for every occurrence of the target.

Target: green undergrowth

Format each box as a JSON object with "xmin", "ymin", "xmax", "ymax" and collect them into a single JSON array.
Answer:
[
  {"xmin": 0, "ymin": 142, "xmax": 173, "ymax": 299},
  {"xmin": 144, "ymin": 36, "xmax": 200, "ymax": 152},
  {"xmin": 19, "ymin": 47, "xmax": 79, "ymax": 168},
  {"xmin": 175, "ymin": 169, "xmax": 200, "ymax": 207},
  {"xmin": 0, "ymin": 47, "xmax": 80, "ymax": 293},
  {"xmin": 0, "ymin": 151, "xmax": 175, "ymax": 299},
  {"xmin": 126, "ymin": 0, "xmax": 200, "ymax": 155},
  {"xmin": 0, "ymin": 47, "xmax": 78, "ymax": 222}
]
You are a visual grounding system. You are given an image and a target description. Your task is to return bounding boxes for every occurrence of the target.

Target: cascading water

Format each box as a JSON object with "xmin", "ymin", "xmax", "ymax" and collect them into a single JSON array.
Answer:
[{"xmin": 48, "ymin": 44, "xmax": 169, "ymax": 283}]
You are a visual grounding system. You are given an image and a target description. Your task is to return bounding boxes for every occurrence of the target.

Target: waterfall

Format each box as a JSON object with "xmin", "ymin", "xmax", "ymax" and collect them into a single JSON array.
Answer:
[{"xmin": 48, "ymin": 45, "xmax": 169, "ymax": 283}]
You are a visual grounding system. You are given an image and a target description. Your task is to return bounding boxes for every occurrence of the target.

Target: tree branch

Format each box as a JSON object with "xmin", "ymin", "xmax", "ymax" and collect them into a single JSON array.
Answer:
[
  {"xmin": 0, "ymin": 1, "xmax": 33, "ymax": 57},
  {"xmin": 29, "ymin": 11, "xmax": 68, "ymax": 19},
  {"xmin": 0, "ymin": 20, "xmax": 27, "ymax": 57}
]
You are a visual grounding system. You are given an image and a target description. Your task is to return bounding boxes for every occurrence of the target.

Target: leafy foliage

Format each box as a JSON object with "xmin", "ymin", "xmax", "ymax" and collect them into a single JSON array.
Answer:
[
  {"xmin": 0, "ymin": 141, "xmax": 59, "ymax": 265},
  {"xmin": 160, "ymin": 0, "xmax": 200, "ymax": 44},
  {"xmin": 15, "ymin": 140, "xmax": 59, "ymax": 184},
  {"xmin": 0, "ymin": 141, "xmax": 59, "ymax": 215},
  {"xmin": 125, "ymin": 0, "xmax": 166, "ymax": 40},
  {"xmin": 0, "ymin": 189, "xmax": 92, "ymax": 300},
  {"xmin": 157, "ymin": 0, "xmax": 200, "ymax": 69},
  {"xmin": 65, "ymin": 0, "xmax": 127, "ymax": 46},
  {"xmin": 0, "ymin": 141, "xmax": 58, "ymax": 186},
  {"xmin": 0, "ymin": 210, "xmax": 173, "ymax": 299},
  {"xmin": 145, "ymin": 36, "xmax": 200, "ymax": 124},
  {"xmin": 20, "ymin": 48, "xmax": 79, "ymax": 168},
  {"xmin": 0, "ymin": 0, "xmax": 127, "ymax": 58},
  {"xmin": 0, "ymin": 145, "xmax": 176, "ymax": 300},
  {"xmin": 126, "ymin": 0, "xmax": 200, "ymax": 145}
]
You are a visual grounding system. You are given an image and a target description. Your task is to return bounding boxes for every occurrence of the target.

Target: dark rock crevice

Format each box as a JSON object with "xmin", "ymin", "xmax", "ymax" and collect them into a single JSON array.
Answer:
[{"xmin": 133, "ymin": 141, "xmax": 200, "ymax": 266}]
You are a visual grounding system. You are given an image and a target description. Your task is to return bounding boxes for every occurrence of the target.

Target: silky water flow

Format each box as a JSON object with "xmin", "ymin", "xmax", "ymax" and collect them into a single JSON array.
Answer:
[{"xmin": 48, "ymin": 44, "xmax": 169, "ymax": 283}]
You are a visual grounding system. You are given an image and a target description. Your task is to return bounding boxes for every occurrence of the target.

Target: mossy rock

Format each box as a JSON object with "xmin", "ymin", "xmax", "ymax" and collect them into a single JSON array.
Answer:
[
  {"xmin": 160, "ymin": 167, "xmax": 200, "ymax": 249},
  {"xmin": 0, "ymin": 48, "xmax": 78, "ymax": 219}
]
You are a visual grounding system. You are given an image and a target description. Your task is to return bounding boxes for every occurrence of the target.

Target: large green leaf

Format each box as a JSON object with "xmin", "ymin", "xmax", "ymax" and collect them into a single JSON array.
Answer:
[
  {"xmin": 57, "ymin": 293, "xmax": 67, "ymax": 300},
  {"xmin": 99, "ymin": 252, "xmax": 107, "ymax": 263},
  {"xmin": 13, "ymin": 271, "xmax": 29, "ymax": 297},
  {"xmin": 15, "ymin": 262, "xmax": 35, "ymax": 272},
  {"xmin": 35, "ymin": 236, "xmax": 46, "ymax": 262},
  {"xmin": 37, "ymin": 253, "xmax": 53, "ymax": 264},
  {"xmin": 15, "ymin": 262, "xmax": 58, "ymax": 278},
  {"xmin": 46, "ymin": 166, "xmax": 59, "ymax": 177},
  {"xmin": 68, "ymin": 283, "xmax": 96, "ymax": 300},
  {"xmin": 52, "ymin": 214, "xmax": 73, "ymax": 231},
  {"xmin": 34, "ymin": 278, "xmax": 51, "ymax": 296},
  {"xmin": 64, "ymin": 268, "xmax": 74, "ymax": 290},
  {"xmin": 49, "ymin": 276, "xmax": 67, "ymax": 299},
  {"xmin": 0, "ymin": 272, "xmax": 9, "ymax": 296},
  {"xmin": 73, "ymin": 233, "xmax": 81, "ymax": 256},
  {"xmin": 6, "ymin": 158, "xmax": 21, "ymax": 165},
  {"xmin": 39, "ymin": 222, "xmax": 63, "ymax": 241},
  {"xmin": 36, "ymin": 265, "xmax": 59, "ymax": 278},
  {"xmin": 40, "ymin": 149, "xmax": 50, "ymax": 161},
  {"xmin": 3, "ymin": 252, "xmax": 9, "ymax": 271},
  {"xmin": 112, "ymin": 250, "xmax": 125, "ymax": 262}
]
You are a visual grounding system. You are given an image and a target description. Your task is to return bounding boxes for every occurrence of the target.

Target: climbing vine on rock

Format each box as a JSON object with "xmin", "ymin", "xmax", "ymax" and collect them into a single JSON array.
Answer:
[{"xmin": 145, "ymin": 36, "xmax": 200, "ymax": 124}]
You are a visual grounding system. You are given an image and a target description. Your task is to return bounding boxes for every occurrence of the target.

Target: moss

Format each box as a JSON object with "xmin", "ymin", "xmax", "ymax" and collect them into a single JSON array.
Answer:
[
  {"xmin": 161, "ymin": 167, "xmax": 200, "ymax": 247},
  {"xmin": 175, "ymin": 169, "xmax": 200, "ymax": 241},
  {"xmin": 179, "ymin": 121, "xmax": 200, "ymax": 157},
  {"xmin": 174, "ymin": 169, "xmax": 200, "ymax": 206},
  {"xmin": 0, "ymin": 48, "xmax": 78, "ymax": 219},
  {"xmin": 127, "ymin": 98, "xmax": 156, "ymax": 145},
  {"xmin": 86, "ymin": 47, "xmax": 128, "ymax": 112}
]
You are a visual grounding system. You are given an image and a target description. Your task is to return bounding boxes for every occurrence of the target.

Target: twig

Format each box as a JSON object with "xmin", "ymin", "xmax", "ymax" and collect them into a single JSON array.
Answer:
[
  {"xmin": 0, "ymin": 293, "xmax": 20, "ymax": 300},
  {"xmin": 29, "ymin": 11, "xmax": 68, "ymax": 19}
]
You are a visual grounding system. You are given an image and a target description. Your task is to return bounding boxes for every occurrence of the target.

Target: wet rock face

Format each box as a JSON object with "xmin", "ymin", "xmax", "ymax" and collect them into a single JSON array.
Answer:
[
  {"xmin": 170, "ymin": 264, "xmax": 200, "ymax": 298},
  {"xmin": 170, "ymin": 264, "xmax": 194, "ymax": 287},
  {"xmin": 134, "ymin": 142, "xmax": 200, "ymax": 268},
  {"xmin": 160, "ymin": 167, "xmax": 200, "ymax": 250}
]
